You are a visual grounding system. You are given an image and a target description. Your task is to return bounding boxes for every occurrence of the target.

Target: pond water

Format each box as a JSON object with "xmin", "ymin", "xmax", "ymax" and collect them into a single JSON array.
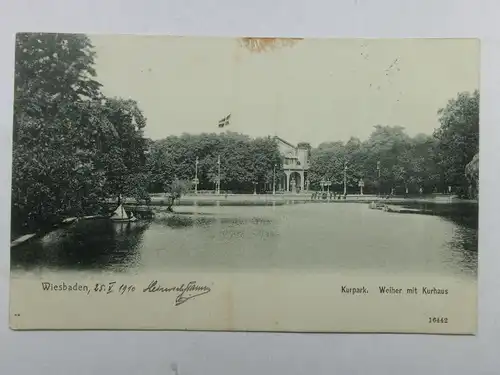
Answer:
[{"xmin": 11, "ymin": 201, "xmax": 478, "ymax": 280}]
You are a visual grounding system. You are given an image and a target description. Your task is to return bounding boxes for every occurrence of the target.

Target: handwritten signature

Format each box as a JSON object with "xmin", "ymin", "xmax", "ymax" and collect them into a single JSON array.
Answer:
[{"xmin": 143, "ymin": 280, "xmax": 211, "ymax": 306}]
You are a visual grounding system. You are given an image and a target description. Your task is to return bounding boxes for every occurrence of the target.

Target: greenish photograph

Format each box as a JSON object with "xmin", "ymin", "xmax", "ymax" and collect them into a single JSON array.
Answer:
[{"xmin": 9, "ymin": 34, "xmax": 479, "ymax": 333}]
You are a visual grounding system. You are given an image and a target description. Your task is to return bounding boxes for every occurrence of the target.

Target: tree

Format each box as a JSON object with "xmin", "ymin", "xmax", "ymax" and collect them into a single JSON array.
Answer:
[
  {"xmin": 94, "ymin": 98, "xmax": 148, "ymax": 201},
  {"xmin": 249, "ymin": 137, "xmax": 282, "ymax": 191},
  {"xmin": 363, "ymin": 125, "xmax": 412, "ymax": 192},
  {"xmin": 11, "ymin": 33, "xmax": 148, "ymax": 235},
  {"xmin": 13, "ymin": 33, "xmax": 102, "ymax": 139},
  {"xmin": 433, "ymin": 90, "xmax": 479, "ymax": 195},
  {"xmin": 306, "ymin": 125, "xmax": 449, "ymax": 195},
  {"xmin": 308, "ymin": 141, "xmax": 345, "ymax": 190},
  {"xmin": 403, "ymin": 134, "xmax": 439, "ymax": 193},
  {"xmin": 12, "ymin": 34, "xmax": 103, "ymax": 233},
  {"xmin": 145, "ymin": 133, "xmax": 281, "ymax": 194},
  {"xmin": 465, "ymin": 153, "xmax": 479, "ymax": 199},
  {"xmin": 146, "ymin": 138, "xmax": 176, "ymax": 193},
  {"xmin": 164, "ymin": 179, "xmax": 190, "ymax": 212}
]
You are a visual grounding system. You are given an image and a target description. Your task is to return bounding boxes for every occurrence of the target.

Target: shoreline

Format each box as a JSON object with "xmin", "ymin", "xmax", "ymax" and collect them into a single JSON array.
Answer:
[{"xmin": 148, "ymin": 193, "xmax": 478, "ymax": 206}]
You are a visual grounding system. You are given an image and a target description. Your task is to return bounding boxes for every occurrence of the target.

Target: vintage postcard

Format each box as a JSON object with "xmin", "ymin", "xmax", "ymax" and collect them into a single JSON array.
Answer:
[{"xmin": 9, "ymin": 34, "xmax": 479, "ymax": 333}]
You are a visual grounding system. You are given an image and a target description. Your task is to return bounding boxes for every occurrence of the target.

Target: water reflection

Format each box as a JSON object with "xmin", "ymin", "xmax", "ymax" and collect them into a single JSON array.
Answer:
[
  {"xmin": 11, "ymin": 219, "xmax": 149, "ymax": 272},
  {"xmin": 11, "ymin": 201, "xmax": 478, "ymax": 278},
  {"xmin": 399, "ymin": 201, "xmax": 478, "ymax": 231},
  {"xmin": 445, "ymin": 225, "xmax": 478, "ymax": 276},
  {"xmin": 176, "ymin": 200, "xmax": 287, "ymax": 207},
  {"xmin": 153, "ymin": 211, "xmax": 274, "ymax": 229}
]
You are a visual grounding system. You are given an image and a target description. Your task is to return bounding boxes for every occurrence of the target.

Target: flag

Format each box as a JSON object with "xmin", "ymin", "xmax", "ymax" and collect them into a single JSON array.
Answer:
[{"xmin": 218, "ymin": 113, "xmax": 231, "ymax": 128}]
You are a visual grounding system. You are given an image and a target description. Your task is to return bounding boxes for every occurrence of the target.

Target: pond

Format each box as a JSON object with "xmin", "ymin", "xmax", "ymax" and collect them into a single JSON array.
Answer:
[{"xmin": 11, "ymin": 201, "xmax": 478, "ymax": 280}]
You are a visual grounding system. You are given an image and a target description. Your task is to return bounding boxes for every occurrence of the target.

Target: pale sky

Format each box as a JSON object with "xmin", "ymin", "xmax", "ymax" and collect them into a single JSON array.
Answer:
[{"xmin": 90, "ymin": 35, "xmax": 479, "ymax": 147}]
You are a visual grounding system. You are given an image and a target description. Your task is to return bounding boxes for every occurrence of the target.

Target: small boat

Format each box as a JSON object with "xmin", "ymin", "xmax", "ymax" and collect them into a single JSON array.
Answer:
[
  {"xmin": 384, "ymin": 205, "xmax": 426, "ymax": 214},
  {"xmin": 11, "ymin": 233, "xmax": 37, "ymax": 248},
  {"xmin": 61, "ymin": 217, "xmax": 79, "ymax": 224},
  {"xmin": 110, "ymin": 203, "xmax": 137, "ymax": 222}
]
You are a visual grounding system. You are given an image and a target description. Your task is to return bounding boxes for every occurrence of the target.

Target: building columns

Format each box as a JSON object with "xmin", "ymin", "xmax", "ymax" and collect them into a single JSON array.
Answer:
[
  {"xmin": 282, "ymin": 171, "xmax": 308, "ymax": 192},
  {"xmin": 284, "ymin": 171, "xmax": 291, "ymax": 192}
]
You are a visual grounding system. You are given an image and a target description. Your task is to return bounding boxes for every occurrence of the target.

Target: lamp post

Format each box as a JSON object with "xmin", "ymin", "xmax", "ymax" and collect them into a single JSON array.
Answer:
[
  {"xmin": 376, "ymin": 160, "xmax": 381, "ymax": 197},
  {"xmin": 325, "ymin": 180, "xmax": 332, "ymax": 199},
  {"xmin": 216, "ymin": 154, "xmax": 221, "ymax": 195},
  {"xmin": 343, "ymin": 162, "xmax": 348, "ymax": 196},
  {"xmin": 358, "ymin": 178, "xmax": 364, "ymax": 195},
  {"xmin": 273, "ymin": 164, "xmax": 277, "ymax": 195},
  {"xmin": 193, "ymin": 156, "xmax": 199, "ymax": 194}
]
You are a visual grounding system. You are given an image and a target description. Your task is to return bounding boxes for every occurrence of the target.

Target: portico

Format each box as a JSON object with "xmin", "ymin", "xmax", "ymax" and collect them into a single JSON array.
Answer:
[{"xmin": 274, "ymin": 136, "xmax": 310, "ymax": 193}]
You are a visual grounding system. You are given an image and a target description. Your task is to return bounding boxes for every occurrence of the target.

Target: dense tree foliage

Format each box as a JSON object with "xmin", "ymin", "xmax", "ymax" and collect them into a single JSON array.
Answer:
[
  {"xmin": 434, "ymin": 90, "xmax": 479, "ymax": 195},
  {"xmin": 13, "ymin": 33, "xmax": 102, "ymax": 125},
  {"xmin": 146, "ymin": 132, "xmax": 282, "ymax": 194},
  {"xmin": 308, "ymin": 128, "xmax": 438, "ymax": 194},
  {"xmin": 12, "ymin": 33, "xmax": 147, "ymax": 235},
  {"xmin": 465, "ymin": 153, "xmax": 479, "ymax": 199},
  {"xmin": 308, "ymin": 91, "xmax": 479, "ymax": 196}
]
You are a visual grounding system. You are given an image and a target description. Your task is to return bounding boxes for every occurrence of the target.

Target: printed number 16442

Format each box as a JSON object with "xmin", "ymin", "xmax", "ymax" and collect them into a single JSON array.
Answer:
[{"xmin": 429, "ymin": 317, "xmax": 448, "ymax": 324}]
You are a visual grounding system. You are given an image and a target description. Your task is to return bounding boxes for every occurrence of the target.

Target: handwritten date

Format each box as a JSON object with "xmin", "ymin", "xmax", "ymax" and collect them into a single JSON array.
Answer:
[{"xmin": 94, "ymin": 282, "xmax": 135, "ymax": 295}]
